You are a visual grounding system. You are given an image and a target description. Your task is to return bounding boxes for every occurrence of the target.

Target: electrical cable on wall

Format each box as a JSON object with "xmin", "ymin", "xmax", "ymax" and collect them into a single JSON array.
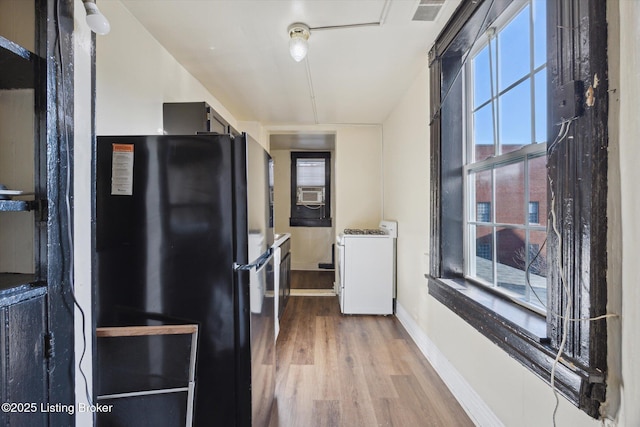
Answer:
[
  {"xmin": 548, "ymin": 174, "xmax": 572, "ymax": 427},
  {"xmin": 542, "ymin": 120, "xmax": 619, "ymax": 427},
  {"xmin": 517, "ymin": 117, "xmax": 619, "ymax": 425}
]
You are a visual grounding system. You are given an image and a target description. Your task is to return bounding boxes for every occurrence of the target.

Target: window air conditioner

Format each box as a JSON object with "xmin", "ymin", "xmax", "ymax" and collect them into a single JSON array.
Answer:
[{"xmin": 297, "ymin": 186, "xmax": 324, "ymax": 205}]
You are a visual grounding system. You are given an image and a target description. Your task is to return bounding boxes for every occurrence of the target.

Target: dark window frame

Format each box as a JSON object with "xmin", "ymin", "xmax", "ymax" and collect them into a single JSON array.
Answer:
[
  {"xmin": 427, "ymin": 0, "xmax": 608, "ymax": 418},
  {"xmin": 289, "ymin": 151, "xmax": 332, "ymax": 227}
]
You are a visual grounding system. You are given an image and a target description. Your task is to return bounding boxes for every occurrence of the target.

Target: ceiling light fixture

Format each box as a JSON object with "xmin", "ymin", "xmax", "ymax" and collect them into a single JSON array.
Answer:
[
  {"xmin": 288, "ymin": 23, "xmax": 310, "ymax": 62},
  {"xmin": 82, "ymin": 0, "xmax": 111, "ymax": 35}
]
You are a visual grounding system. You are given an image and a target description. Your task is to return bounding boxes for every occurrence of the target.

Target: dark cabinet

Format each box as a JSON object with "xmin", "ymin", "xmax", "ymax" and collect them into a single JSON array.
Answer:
[
  {"xmin": 277, "ymin": 237, "xmax": 291, "ymax": 320},
  {"xmin": 163, "ymin": 101, "xmax": 238, "ymax": 135},
  {"xmin": 0, "ymin": 289, "xmax": 48, "ymax": 427}
]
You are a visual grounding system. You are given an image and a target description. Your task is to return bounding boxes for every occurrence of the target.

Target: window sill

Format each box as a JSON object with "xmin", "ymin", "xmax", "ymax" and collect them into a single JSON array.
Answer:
[
  {"xmin": 289, "ymin": 217, "xmax": 332, "ymax": 227},
  {"xmin": 427, "ymin": 275, "xmax": 605, "ymax": 417}
]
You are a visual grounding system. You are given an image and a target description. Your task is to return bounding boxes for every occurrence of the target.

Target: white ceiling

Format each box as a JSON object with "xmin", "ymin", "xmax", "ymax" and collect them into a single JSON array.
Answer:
[{"xmin": 118, "ymin": 0, "xmax": 459, "ymax": 126}]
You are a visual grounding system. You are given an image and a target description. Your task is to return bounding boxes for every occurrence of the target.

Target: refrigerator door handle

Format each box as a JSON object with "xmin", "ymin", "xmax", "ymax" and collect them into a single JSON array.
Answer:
[
  {"xmin": 254, "ymin": 250, "xmax": 274, "ymax": 274},
  {"xmin": 234, "ymin": 248, "xmax": 274, "ymax": 272}
]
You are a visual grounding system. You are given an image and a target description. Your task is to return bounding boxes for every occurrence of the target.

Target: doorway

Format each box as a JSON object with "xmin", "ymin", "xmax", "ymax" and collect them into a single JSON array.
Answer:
[{"xmin": 270, "ymin": 133, "xmax": 336, "ymax": 295}]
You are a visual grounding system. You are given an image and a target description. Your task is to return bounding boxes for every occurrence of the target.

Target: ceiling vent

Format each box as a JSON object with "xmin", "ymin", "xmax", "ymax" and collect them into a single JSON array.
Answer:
[{"xmin": 412, "ymin": 0, "xmax": 445, "ymax": 21}]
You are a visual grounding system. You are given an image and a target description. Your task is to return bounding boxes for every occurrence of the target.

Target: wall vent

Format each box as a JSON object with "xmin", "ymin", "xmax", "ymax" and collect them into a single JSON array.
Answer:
[{"xmin": 412, "ymin": 0, "xmax": 445, "ymax": 21}]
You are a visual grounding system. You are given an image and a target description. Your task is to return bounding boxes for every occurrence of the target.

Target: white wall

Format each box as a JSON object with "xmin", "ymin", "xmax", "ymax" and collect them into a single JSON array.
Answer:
[
  {"xmin": 73, "ymin": 1, "xmax": 94, "ymax": 425},
  {"xmin": 0, "ymin": 0, "xmax": 34, "ymax": 51},
  {"xmin": 95, "ymin": 1, "xmax": 240, "ymax": 137},
  {"xmin": 334, "ymin": 126, "xmax": 384, "ymax": 232},
  {"xmin": 381, "ymin": 4, "xmax": 639, "ymax": 422},
  {"xmin": 613, "ymin": 0, "xmax": 640, "ymax": 424},
  {"xmin": 0, "ymin": 90, "xmax": 34, "ymax": 274},
  {"xmin": 381, "ymin": 63, "xmax": 431, "ymax": 322},
  {"xmin": 0, "ymin": 0, "xmax": 35, "ymax": 275}
]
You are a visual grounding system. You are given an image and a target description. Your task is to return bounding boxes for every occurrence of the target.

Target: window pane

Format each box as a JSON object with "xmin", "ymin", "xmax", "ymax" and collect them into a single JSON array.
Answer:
[
  {"xmin": 464, "ymin": 0, "xmax": 548, "ymax": 315},
  {"xmin": 473, "ymin": 225, "xmax": 494, "ymax": 284},
  {"xmin": 533, "ymin": 0, "xmax": 547, "ymax": 69},
  {"xmin": 473, "ymin": 104, "xmax": 495, "ymax": 160},
  {"xmin": 528, "ymin": 154, "xmax": 547, "ymax": 227},
  {"xmin": 527, "ymin": 230, "xmax": 547, "ymax": 278},
  {"xmin": 498, "ymin": 5, "xmax": 530, "ymax": 91},
  {"xmin": 496, "ymin": 227, "xmax": 526, "ymax": 297},
  {"xmin": 528, "ymin": 202, "xmax": 539, "ymax": 224},
  {"xmin": 534, "ymin": 70, "xmax": 547, "ymax": 143},
  {"xmin": 296, "ymin": 159, "xmax": 325, "ymax": 186},
  {"xmin": 524, "ymin": 229, "xmax": 547, "ymax": 309},
  {"xmin": 473, "ymin": 169, "xmax": 493, "ymax": 221},
  {"xmin": 495, "ymin": 162, "xmax": 524, "ymax": 224},
  {"xmin": 499, "ymin": 80, "xmax": 532, "ymax": 153},
  {"xmin": 472, "ymin": 45, "xmax": 494, "ymax": 108},
  {"xmin": 477, "ymin": 202, "xmax": 491, "ymax": 223}
]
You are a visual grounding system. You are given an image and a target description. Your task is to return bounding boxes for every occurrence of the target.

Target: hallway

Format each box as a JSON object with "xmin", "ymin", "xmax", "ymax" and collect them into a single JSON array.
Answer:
[{"xmin": 268, "ymin": 293, "xmax": 474, "ymax": 426}]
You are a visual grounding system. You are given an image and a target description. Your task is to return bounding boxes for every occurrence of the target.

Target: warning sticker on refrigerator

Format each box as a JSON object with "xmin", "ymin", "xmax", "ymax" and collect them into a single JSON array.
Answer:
[{"xmin": 111, "ymin": 143, "xmax": 134, "ymax": 195}]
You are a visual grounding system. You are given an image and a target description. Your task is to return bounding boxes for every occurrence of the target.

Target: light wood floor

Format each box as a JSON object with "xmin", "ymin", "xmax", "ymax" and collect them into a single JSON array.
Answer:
[{"xmin": 268, "ymin": 296, "xmax": 474, "ymax": 427}]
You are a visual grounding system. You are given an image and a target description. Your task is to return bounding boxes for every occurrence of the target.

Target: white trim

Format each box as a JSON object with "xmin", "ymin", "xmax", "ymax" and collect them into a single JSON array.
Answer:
[
  {"xmin": 395, "ymin": 302, "xmax": 504, "ymax": 427},
  {"xmin": 290, "ymin": 289, "xmax": 336, "ymax": 297}
]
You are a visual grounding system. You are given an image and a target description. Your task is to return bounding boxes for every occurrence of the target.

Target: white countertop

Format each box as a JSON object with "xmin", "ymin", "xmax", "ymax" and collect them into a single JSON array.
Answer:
[{"xmin": 273, "ymin": 233, "xmax": 291, "ymax": 248}]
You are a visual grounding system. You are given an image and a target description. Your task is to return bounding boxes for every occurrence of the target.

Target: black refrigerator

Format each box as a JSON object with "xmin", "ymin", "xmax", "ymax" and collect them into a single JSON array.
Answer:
[{"xmin": 94, "ymin": 133, "xmax": 275, "ymax": 426}]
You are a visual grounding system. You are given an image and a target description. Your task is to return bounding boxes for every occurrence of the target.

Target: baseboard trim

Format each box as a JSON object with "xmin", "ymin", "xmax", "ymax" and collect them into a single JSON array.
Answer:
[
  {"xmin": 395, "ymin": 302, "xmax": 503, "ymax": 427},
  {"xmin": 290, "ymin": 289, "xmax": 336, "ymax": 297}
]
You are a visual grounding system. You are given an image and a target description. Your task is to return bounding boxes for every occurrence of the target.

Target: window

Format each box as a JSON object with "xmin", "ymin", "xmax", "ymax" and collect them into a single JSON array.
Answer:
[
  {"xmin": 465, "ymin": 2, "xmax": 547, "ymax": 312},
  {"xmin": 289, "ymin": 152, "xmax": 332, "ymax": 227},
  {"xmin": 476, "ymin": 242, "xmax": 492, "ymax": 260},
  {"xmin": 428, "ymin": 0, "xmax": 609, "ymax": 418},
  {"xmin": 528, "ymin": 201, "xmax": 539, "ymax": 224},
  {"xmin": 476, "ymin": 201, "xmax": 491, "ymax": 222}
]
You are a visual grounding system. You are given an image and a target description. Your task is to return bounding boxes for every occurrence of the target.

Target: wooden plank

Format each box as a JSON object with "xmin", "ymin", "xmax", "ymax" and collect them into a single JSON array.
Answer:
[
  {"xmin": 96, "ymin": 324, "xmax": 197, "ymax": 338},
  {"xmin": 290, "ymin": 298, "xmax": 316, "ymax": 365},
  {"xmin": 350, "ymin": 316, "xmax": 399, "ymax": 399},
  {"xmin": 313, "ymin": 316, "xmax": 341, "ymax": 400},
  {"xmin": 311, "ymin": 400, "xmax": 340, "ymax": 427}
]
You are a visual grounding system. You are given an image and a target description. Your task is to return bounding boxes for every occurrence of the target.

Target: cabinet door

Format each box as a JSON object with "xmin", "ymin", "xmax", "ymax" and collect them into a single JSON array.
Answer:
[
  {"xmin": 209, "ymin": 110, "xmax": 227, "ymax": 134},
  {"xmin": 163, "ymin": 102, "xmax": 231, "ymax": 135},
  {"xmin": 0, "ymin": 295, "xmax": 48, "ymax": 427},
  {"xmin": 279, "ymin": 250, "xmax": 291, "ymax": 318}
]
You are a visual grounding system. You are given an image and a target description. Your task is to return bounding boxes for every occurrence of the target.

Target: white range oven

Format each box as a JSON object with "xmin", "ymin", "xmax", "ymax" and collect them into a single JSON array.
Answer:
[{"xmin": 336, "ymin": 220, "xmax": 397, "ymax": 315}]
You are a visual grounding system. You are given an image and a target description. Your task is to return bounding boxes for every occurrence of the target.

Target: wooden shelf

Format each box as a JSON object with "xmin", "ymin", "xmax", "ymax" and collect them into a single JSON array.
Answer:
[
  {"xmin": 0, "ymin": 199, "xmax": 36, "ymax": 212},
  {"xmin": 0, "ymin": 273, "xmax": 45, "ymax": 307},
  {"xmin": 0, "ymin": 35, "xmax": 36, "ymax": 89}
]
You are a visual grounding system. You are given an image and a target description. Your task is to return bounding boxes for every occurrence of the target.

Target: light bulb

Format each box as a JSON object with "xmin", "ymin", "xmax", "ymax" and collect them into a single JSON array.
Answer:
[
  {"xmin": 289, "ymin": 36, "xmax": 308, "ymax": 62},
  {"xmin": 288, "ymin": 23, "xmax": 310, "ymax": 62},
  {"xmin": 83, "ymin": 2, "xmax": 111, "ymax": 35}
]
